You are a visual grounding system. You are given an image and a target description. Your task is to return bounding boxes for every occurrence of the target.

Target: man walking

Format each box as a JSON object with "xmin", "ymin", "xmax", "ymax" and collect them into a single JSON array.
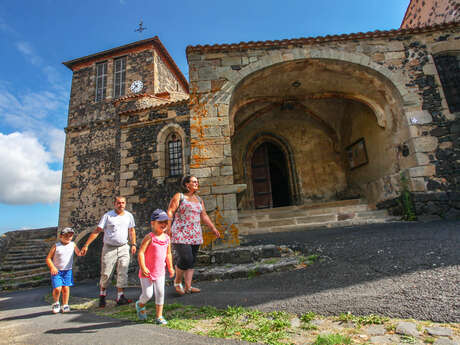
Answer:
[{"xmin": 81, "ymin": 196, "xmax": 137, "ymax": 307}]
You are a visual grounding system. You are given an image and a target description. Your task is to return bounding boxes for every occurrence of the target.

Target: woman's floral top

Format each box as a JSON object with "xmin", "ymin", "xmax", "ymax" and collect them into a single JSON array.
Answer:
[{"xmin": 171, "ymin": 196, "xmax": 203, "ymax": 245}]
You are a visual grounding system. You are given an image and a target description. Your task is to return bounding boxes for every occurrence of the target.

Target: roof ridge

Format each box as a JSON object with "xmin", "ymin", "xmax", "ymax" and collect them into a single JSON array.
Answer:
[
  {"xmin": 186, "ymin": 22, "xmax": 459, "ymax": 55},
  {"xmin": 117, "ymin": 97, "xmax": 190, "ymax": 116}
]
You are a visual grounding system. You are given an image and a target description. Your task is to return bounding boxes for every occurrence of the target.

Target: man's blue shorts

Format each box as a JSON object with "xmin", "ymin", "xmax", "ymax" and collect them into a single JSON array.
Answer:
[{"xmin": 51, "ymin": 269, "xmax": 74, "ymax": 288}]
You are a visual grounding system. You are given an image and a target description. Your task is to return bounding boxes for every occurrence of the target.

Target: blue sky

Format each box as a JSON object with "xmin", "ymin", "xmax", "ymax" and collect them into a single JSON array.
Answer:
[{"xmin": 0, "ymin": 0, "xmax": 408, "ymax": 233}]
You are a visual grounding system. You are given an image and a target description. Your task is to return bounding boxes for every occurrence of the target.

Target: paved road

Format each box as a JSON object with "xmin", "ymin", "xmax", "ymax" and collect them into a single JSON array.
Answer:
[{"xmin": 1, "ymin": 220, "xmax": 459, "ymax": 344}]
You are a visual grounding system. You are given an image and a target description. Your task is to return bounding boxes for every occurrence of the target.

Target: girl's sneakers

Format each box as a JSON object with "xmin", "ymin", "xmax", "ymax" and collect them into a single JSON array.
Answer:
[
  {"xmin": 135, "ymin": 301, "xmax": 147, "ymax": 321},
  {"xmin": 52, "ymin": 302, "xmax": 60, "ymax": 314},
  {"xmin": 155, "ymin": 316, "xmax": 168, "ymax": 325},
  {"xmin": 61, "ymin": 305, "xmax": 71, "ymax": 313}
]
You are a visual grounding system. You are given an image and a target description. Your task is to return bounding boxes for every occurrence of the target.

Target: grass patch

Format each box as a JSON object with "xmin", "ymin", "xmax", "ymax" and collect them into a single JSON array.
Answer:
[
  {"xmin": 106, "ymin": 302, "xmax": 292, "ymax": 345},
  {"xmin": 400, "ymin": 335, "xmax": 416, "ymax": 343},
  {"xmin": 424, "ymin": 337, "xmax": 435, "ymax": 344},
  {"xmin": 247, "ymin": 269, "xmax": 258, "ymax": 279},
  {"xmin": 209, "ymin": 309, "xmax": 290, "ymax": 344},
  {"xmin": 385, "ymin": 323, "xmax": 396, "ymax": 332},
  {"xmin": 296, "ymin": 253, "xmax": 321, "ymax": 266},
  {"xmin": 306, "ymin": 254, "xmax": 319, "ymax": 264},
  {"xmin": 312, "ymin": 333, "xmax": 352, "ymax": 345},
  {"xmin": 64, "ymin": 297, "xmax": 458, "ymax": 345},
  {"xmin": 337, "ymin": 312, "xmax": 389, "ymax": 326},
  {"xmin": 300, "ymin": 311, "xmax": 317, "ymax": 323},
  {"xmin": 262, "ymin": 258, "xmax": 280, "ymax": 264}
]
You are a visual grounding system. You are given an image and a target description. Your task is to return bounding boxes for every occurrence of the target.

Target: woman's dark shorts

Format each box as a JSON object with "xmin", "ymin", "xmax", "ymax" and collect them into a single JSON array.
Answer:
[{"xmin": 172, "ymin": 244, "xmax": 200, "ymax": 270}]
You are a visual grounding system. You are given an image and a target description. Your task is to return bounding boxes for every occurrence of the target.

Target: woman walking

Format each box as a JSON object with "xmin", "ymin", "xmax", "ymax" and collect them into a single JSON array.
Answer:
[{"xmin": 167, "ymin": 175, "xmax": 221, "ymax": 295}]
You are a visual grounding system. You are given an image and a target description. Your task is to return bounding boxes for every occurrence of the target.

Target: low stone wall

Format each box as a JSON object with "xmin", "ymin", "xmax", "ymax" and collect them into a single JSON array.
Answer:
[{"xmin": 377, "ymin": 192, "xmax": 460, "ymax": 219}]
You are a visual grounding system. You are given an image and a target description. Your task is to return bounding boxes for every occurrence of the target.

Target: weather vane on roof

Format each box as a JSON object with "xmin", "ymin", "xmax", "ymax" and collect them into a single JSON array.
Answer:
[{"xmin": 135, "ymin": 20, "xmax": 147, "ymax": 33}]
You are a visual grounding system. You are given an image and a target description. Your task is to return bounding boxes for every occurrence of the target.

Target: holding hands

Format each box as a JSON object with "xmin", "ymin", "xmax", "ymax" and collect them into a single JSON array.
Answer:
[{"xmin": 80, "ymin": 246, "xmax": 88, "ymax": 256}]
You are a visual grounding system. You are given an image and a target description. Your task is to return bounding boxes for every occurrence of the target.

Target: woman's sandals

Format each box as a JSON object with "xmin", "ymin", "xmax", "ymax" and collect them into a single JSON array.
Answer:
[
  {"xmin": 174, "ymin": 282, "xmax": 185, "ymax": 296},
  {"xmin": 174, "ymin": 282, "xmax": 201, "ymax": 295},
  {"xmin": 185, "ymin": 286, "xmax": 201, "ymax": 294}
]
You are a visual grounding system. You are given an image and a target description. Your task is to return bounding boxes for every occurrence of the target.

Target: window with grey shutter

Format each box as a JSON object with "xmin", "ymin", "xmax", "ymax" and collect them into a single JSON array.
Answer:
[
  {"xmin": 113, "ymin": 56, "xmax": 126, "ymax": 98},
  {"xmin": 95, "ymin": 61, "xmax": 107, "ymax": 102},
  {"xmin": 434, "ymin": 54, "xmax": 460, "ymax": 113}
]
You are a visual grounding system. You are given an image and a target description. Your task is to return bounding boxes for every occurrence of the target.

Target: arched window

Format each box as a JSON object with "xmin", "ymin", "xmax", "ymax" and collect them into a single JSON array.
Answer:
[{"xmin": 166, "ymin": 133, "xmax": 182, "ymax": 177}]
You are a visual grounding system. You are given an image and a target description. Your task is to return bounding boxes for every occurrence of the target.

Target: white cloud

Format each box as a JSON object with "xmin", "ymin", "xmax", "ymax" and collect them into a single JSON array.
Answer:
[
  {"xmin": 15, "ymin": 41, "xmax": 69, "ymax": 93},
  {"xmin": 0, "ymin": 16, "xmax": 16, "ymax": 35},
  {"xmin": 0, "ymin": 85, "xmax": 67, "ymax": 163},
  {"xmin": 0, "ymin": 132, "xmax": 61, "ymax": 204},
  {"xmin": 16, "ymin": 41, "xmax": 43, "ymax": 66},
  {"xmin": 46, "ymin": 127, "xmax": 66, "ymax": 161}
]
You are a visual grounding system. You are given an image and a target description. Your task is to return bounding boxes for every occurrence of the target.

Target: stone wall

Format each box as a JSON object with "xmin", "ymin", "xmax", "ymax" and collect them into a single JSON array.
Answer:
[
  {"xmin": 59, "ymin": 123, "xmax": 120, "ymax": 232},
  {"xmin": 155, "ymin": 52, "xmax": 186, "ymax": 94},
  {"xmin": 119, "ymin": 101, "xmax": 191, "ymax": 230}
]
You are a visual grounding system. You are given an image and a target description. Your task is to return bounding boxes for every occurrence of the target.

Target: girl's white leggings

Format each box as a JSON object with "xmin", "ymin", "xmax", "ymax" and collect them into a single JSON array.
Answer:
[{"xmin": 138, "ymin": 276, "xmax": 165, "ymax": 305}]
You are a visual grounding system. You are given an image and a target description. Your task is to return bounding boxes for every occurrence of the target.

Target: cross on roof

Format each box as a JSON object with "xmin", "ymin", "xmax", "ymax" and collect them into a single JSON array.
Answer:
[{"xmin": 135, "ymin": 20, "xmax": 147, "ymax": 33}]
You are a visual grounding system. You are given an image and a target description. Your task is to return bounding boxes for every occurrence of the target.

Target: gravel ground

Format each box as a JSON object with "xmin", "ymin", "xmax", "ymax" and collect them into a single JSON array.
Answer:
[{"xmin": 171, "ymin": 220, "xmax": 459, "ymax": 323}]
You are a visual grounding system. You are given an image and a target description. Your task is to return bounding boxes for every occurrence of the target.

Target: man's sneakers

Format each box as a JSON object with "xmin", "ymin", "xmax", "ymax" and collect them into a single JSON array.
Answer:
[
  {"xmin": 52, "ymin": 302, "xmax": 60, "ymax": 314},
  {"xmin": 98, "ymin": 293, "xmax": 132, "ymax": 307},
  {"xmin": 99, "ymin": 295, "xmax": 106, "ymax": 308},
  {"xmin": 116, "ymin": 294, "xmax": 132, "ymax": 306}
]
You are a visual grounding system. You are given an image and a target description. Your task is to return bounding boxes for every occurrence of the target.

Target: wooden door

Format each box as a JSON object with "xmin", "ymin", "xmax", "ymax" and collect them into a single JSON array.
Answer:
[{"xmin": 251, "ymin": 144, "xmax": 273, "ymax": 209}]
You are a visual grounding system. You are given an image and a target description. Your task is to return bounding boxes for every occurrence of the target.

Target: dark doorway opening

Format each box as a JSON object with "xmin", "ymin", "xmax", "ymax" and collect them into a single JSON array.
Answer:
[{"xmin": 251, "ymin": 142, "xmax": 290, "ymax": 209}]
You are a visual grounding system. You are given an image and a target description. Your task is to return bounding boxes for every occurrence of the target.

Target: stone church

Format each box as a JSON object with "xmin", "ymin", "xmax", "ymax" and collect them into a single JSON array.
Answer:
[{"xmin": 60, "ymin": 0, "xmax": 460, "ymax": 254}]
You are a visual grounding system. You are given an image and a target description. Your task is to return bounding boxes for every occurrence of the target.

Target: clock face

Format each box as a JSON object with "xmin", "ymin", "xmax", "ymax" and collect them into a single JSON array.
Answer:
[{"xmin": 130, "ymin": 80, "xmax": 143, "ymax": 93}]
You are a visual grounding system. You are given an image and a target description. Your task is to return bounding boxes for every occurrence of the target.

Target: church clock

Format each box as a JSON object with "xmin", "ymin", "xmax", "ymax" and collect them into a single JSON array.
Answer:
[{"xmin": 130, "ymin": 80, "xmax": 144, "ymax": 93}]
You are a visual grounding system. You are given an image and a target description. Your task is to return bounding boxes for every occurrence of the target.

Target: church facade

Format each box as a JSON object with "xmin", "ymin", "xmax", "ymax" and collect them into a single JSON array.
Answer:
[{"xmin": 60, "ymin": 1, "xmax": 460, "ymax": 251}]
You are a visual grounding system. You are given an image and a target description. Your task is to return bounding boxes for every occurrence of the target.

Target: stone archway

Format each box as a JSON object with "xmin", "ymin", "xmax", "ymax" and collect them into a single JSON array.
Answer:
[
  {"xmin": 226, "ymin": 57, "xmax": 410, "ymax": 208},
  {"xmin": 239, "ymin": 133, "xmax": 300, "ymax": 210}
]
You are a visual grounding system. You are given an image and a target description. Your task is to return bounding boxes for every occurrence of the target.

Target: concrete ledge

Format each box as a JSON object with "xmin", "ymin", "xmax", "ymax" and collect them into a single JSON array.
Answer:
[{"xmin": 211, "ymin": 183, "xmax": 247, "ymax": 194}]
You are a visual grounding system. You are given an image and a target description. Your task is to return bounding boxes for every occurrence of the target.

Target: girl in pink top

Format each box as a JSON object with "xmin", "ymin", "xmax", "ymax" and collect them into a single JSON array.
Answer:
[{"xmin": 136, "ymin": 209, "xmax": 174, "ymax": 324}]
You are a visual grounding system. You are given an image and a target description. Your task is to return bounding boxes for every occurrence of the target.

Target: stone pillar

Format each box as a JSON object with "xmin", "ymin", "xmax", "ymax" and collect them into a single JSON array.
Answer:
[{"xmin": 188, "ymin": 59, "xmax": 245, "ymax": 247}]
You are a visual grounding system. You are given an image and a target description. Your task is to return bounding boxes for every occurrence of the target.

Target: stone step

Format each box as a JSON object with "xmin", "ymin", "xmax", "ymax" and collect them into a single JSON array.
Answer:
[
  {"xmin": 238, "ymin": 199, "xmax": 365, "ymax": 218},
  {"xmin": 0, "ymin": 262, "xmax": 47, "ymax": 271},
  {"xmin": 4, "ymin": 253, "xmax": 47, "ymax": 260},
  {"xmin": 0, "ymin": 271, "xmax": 49, "ymax": 285},
  {"xmin": 1, "ymin": 276, "xmax": 50, "ymax": 290},
  {"xmin": 238, "ymin": 203, "xmax": 370, "ymax": 222},
  {"xmin": 239, "ymin": 212, "xmax": 398, "ymax": 235},
  {"xmin": 1, "ymin": 258, "xmax": 46, "ymax": 266},
  {"xmin": 194, "ymin": 256, "xmax": 300, "ymax": 281},
  {"xmin": 237, "ymin": 199, "xmax": 397, "ymax": 235},
  {"xmin": 14, "ymin": 238, "xmax": 54, "ymax": 243},
  {"xmin": 302, "ymin": 198, "xmax": 364, "ymax": 209},
  {"xmin": 196, "ymin": 244, "xmax": 284, "ymax": 266},
  {"xmin": 0, "ymin": 267, "xmax": 49, "ymax": 279},
  {"xmin": 8, "ymin": 244, "xmax": 51, "ymax": 252}
]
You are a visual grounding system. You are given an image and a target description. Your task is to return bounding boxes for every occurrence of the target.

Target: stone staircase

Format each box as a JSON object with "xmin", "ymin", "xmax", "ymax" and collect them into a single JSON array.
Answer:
[
  {"xmin": 237, "ymin": 199, "xmax": 397, "ymax": 235},
  {"xmin": 0, "ymin": 228, "xmax": 57, "ymax": 290}
]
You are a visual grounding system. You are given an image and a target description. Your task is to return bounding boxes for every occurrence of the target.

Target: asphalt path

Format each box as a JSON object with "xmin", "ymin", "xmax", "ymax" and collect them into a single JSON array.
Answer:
[
  {"xmin": 0, "ymin": 285, "xmax": 248, "ymax": 345},
  {"xmin": 1, "ymin": 220, "xmax": 459, "ymax": 344}
]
